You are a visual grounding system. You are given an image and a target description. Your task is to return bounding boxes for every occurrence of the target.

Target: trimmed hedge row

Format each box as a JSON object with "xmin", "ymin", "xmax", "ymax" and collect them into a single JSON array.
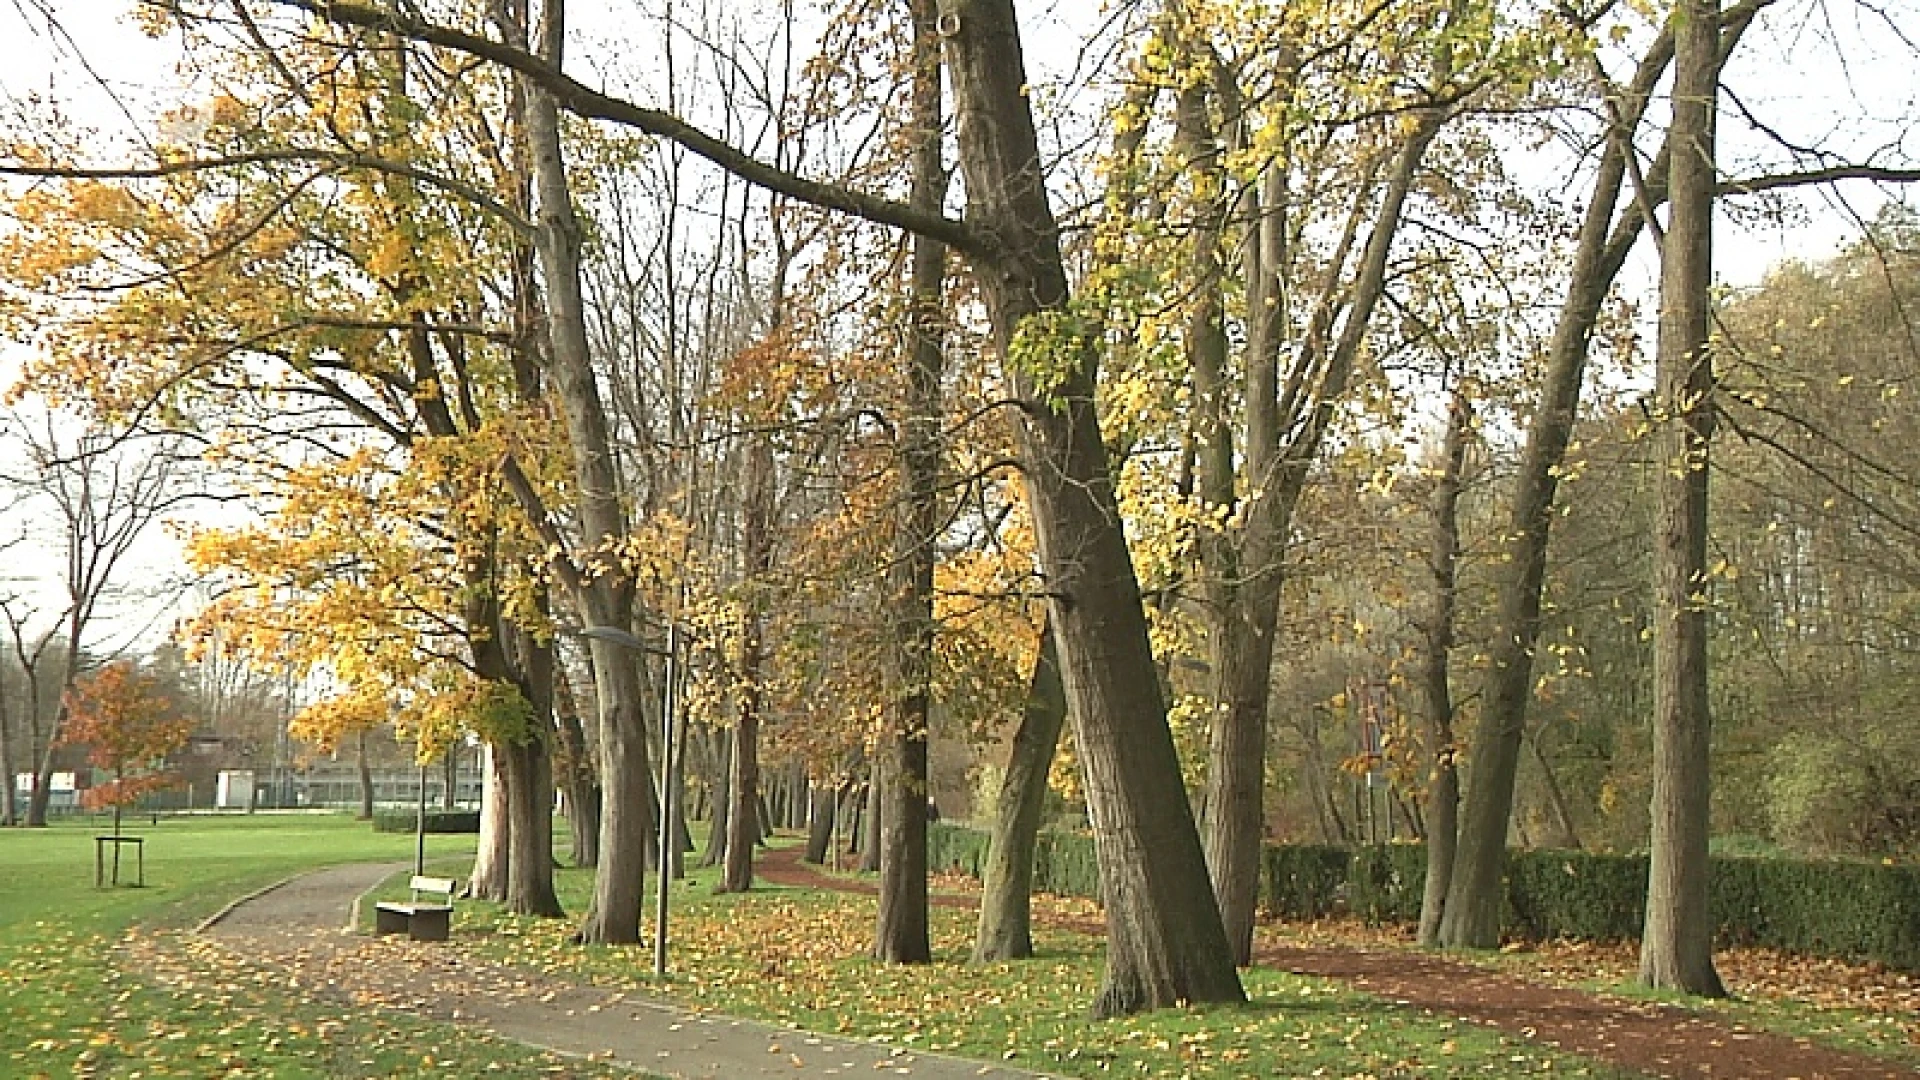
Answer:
[
  {"xmin": 370, "ymin": 808, "xmax": 481, "ymax": 834},
  {"xmin": 927, "ymin": 823, "xmax": 1920, "ymax": 971}
]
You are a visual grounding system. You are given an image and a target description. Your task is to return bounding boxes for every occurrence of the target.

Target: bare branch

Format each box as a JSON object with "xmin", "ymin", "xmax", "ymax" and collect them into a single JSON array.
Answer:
[{"xmin": 215, "ymin": 0, "xmax": 984, "ymax": 256}]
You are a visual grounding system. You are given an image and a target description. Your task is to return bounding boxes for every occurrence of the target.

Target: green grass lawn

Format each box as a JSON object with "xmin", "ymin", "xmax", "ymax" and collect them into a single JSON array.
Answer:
[
  {"xmin": 13, "ymin": 816, "xmax": 1906, "ymax": 1080},
  {"xmin": 0, "ymin": 812, "xmax": 636, "ymax": 1079}
]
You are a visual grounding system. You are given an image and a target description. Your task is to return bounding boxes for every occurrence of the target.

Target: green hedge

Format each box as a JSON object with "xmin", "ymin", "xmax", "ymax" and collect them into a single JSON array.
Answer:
[
  {"xmin": 929, "ymin": 822, "xmax": 992, "ymax": 876},
  {"xmin": 1263, "ymin": 845, "xmax": 1349, "ymax": 919},
  {"xmin": 1505, "ymin": 849, "xmax": 1646, "ymax": 941},
  {"xmin": 1349, "ymin": 843, "xmax": 1427, "ymax": 925},
  {"xmin": 371, "ymin": 809, "xmax": 481, "ymax": 834},
  {"xmin": 930, "ymin": 824, "xmax": 1920, "ymax": 970}
]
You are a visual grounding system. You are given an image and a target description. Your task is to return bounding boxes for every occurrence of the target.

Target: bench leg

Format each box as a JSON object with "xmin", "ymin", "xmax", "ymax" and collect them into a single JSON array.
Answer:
[
  {"xmin": 374, "ymin": 905, "xmax": 411, "ymax": 935},
  {"xmin": 408, "ymin": 907, "xmax": 451, "ymax": 942}
]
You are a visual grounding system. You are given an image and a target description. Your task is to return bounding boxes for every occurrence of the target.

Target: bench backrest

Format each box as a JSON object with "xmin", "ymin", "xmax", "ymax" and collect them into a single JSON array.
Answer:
[{"xmin": 409, "ymin": 875, "xmax": 458, "ymax": 902}]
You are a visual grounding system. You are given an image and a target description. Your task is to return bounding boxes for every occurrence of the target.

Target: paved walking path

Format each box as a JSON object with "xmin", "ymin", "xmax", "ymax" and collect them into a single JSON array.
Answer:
[{"xmin": 199, "ymin": 863, "xmax": 1047, "ymax": 1080}]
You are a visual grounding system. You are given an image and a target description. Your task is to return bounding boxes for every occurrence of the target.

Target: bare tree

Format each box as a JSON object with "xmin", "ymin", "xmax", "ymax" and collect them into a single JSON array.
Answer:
[{"xmin": 0, "ymin": 416, "xmax": 186, "ymax": 826}]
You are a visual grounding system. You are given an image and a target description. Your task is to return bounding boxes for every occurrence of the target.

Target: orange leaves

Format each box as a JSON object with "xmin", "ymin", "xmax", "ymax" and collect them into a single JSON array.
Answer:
[
  {"xmin": 715, "ymin": 327, "xmax": 836, "ymax": 423},
  {"xmin": 60, "ymin": 661, "xmax": 195, "ymax": 809}
]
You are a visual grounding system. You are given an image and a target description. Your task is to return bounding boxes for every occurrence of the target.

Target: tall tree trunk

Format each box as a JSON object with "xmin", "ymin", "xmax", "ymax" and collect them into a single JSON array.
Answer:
[
  {"xmin": 860, "ymin": 770, "xmax": 883, "ymax": 872},
  {"xmin": 1640, "ymin": 0, "xmax": 1726, "ymax": 996},
  {"xmin": 27, "ymin": 700, "xmax": 62, "ymax": 826},
  {"xmin": 804, "ymin": 785, "xmax": 836, "ymax": 864},
  {"xmin": 973, "ymin": 618, "xmax": 1068, "ymax": 962},
  {"xmin": 1205, "ymin": 109, "xmax": 1446, "ymax": 968},
  {"xmin": 721, "ymin": 438, "xmax": 773, "ymax": 894},
  {"xmin": 875, "ymin": 0, "xmax": 944, "ymax": 966},
  {"xmin": 502, "ymin": 626, "xmax": 564, "ymax": 917},
  {"xmin": 499, "ymin": 736, "xmax": 563, "ymax": 916},
  {"xmin": 939, "ymin": 0, "xmax": 1243, "ymax": 1016},
  {"xmin": 1, "ymin": 686, "xmax": 16, "ymax": 827},
  {"xmin": 1418, "ymin": 385, "xmax": 1470, "ymax": 947},
  {"xmin": 506, "ymin": 0, "xmax": 652, "ymax": 944},
  {"xmin": 554, "ymin": 692, "xmax": 600, "ymax": 868},
  {"xmin": 703, "ymin": 726, "xmax": 731, "ymax": 868},
  {"xmin": 356, "ymin": 728, "xmax": 375, "ymax": 820},
  {"xmin": 471, "ymin": 744, "xmax": 511, "ymax": 901},
  {"xmin": 1173, "ymin": 55, "xmax": 1264, "ymax": 969},
  {"xmin": 1439, "ymin": 1, "xmax": 1762, "ymax": 949}
]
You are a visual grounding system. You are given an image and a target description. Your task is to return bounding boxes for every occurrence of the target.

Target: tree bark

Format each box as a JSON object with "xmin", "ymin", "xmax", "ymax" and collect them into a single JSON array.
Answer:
[
  {"xmin": 356, "ymin": 728, "xmax": 375, "ymax": 820},
  {"xmin": 551, "ymin": 662, "xmax": 599, "ymax": 867},
  {"xmin": 1437, "ymin": 0, "xmax": 1764, "ymax": 950},
  {"xmin": 1, "ymin": 679, "xmax": 16, "ymax": 826},
  {"xmin": 939, "ymin": 0, "xmax": 1243, "ymax": 1016},
  {"xmin": 1417, "ymin": 386, "xmax": 1470, "ymax": 947},
  {"xmin": 703, "ymin": 726, "xmax": 731, "ymax": 868},
  {"xmin": 720, "ymin": 437, "xmax": 773, "ymax": 894},
  {"xmin": 499, "ymin": 735, "xmax": 563, "ymax": 915},
  {"xmin": 471, "ymin": 744, "xmax": 511, "ymax": 901},
  {"xmin": 554, "ymin": 697, "xmax": 600, "ymax": 868},
  {"xmin": 973, "ymin": 618, "xmax": 1067, "ymax": 962},
  {"xmin": 860, "ymin": 770, "xmax": 883, "ymax": 872},
  {"xmin": 1443, "ymin": 34, "xmax": 1661, "ymax": 951},
  {"xmin": 803, "ymin": 785, "xmax": 836, "ymax": 864},
  {"xmin": 1204, "ymin": 104, "xmax": 1445, "ymax": 967},
  {"xmin": 875, "ymin": 0, "xmax": 944, "ymax": 966},
  {"xmin": 503, "ymin": 625, "xmax": 564, "ymax": 917},
  {"xmin": 508, "ymin": 0, "xmax": 651, "ymax": 944},
  {"xmin": 1640, "ymin": 0, "xmax": 1726, "ymax": 996}
]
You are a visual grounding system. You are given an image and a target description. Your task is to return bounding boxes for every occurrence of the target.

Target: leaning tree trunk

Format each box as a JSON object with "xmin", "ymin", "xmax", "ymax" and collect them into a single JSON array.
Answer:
[
  {"xmin": 1417, "ymin": 385, "xmax": 1470, "ymax": 947},
  {"xmin": 507, "ymin": 0, "xmax": 652, "ymax": 944},
  {"xmin": 1438, "ymin": 1, "xmax": 1764, "ymax": 949},
  {"xmin": 875, "ymin": 0, "xmax": 944, "ymax": 966},
  {"xmin": 471, "ymin": 744, "xmax": 511, "ymax": 901},
  {"xmin": 973, "ymin": 618, "xmax": 1068, "ymax": 962},
  {"xmin": 1640, "ymin": 0, "xmax": 1726, "ymax": 996},
  {"xmin": 940, "ymin": 0, "xmax": 1243, "ymax": 1016}
]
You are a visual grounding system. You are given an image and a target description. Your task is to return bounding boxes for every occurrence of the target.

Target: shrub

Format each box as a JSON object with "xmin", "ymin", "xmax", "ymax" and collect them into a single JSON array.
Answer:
[
  {"xmin": 1348, "ymin": 844, "xmax": 1426, "ymax": 925},
  {"xmin": 371, "ymin": 808, "xmax": 480, "ymax": 834},
  {"xmin": 928, "ymin": 822, "xmax": 991, "ymax": 876},
  {"xmin": 1712, "ymin": 855, "xmax": 1920, "ymax": 970},
  {"xmin": 1263, "ymin": 845, "xmax": 1349, "ymax": 919},
  {"xmin": 1505, "ymin": 849, "xmax": 1646, "ymax": 942},
  {"xmin": 911, "ymin": 825, "xmax": 1920, "ymax": 970},
  {"xmin": 1033, "ymin": 829, "xmax": 1100, "ymax": 898}
]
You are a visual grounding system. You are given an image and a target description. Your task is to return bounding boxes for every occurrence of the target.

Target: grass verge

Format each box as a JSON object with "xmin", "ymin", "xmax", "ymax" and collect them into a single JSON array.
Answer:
[{"xmin": 0, "ymin": 813, "xmax": 639, "ymax": 1078}]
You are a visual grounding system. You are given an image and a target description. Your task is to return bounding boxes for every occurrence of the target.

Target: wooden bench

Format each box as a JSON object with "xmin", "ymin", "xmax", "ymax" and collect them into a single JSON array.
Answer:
[{"xmin": 374, "ymin": 875, "xmax": 457, "ymax": 941}]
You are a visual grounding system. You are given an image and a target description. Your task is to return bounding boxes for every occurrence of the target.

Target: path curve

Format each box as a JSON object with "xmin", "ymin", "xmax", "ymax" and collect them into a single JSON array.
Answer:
[
  {"xmin": 197, "ymin": 861, "xmax": 1053, "ymax": 1080},
  {"xmin": 758, "ymin": 845, "xmax": 1916, "ymax": 1080}
]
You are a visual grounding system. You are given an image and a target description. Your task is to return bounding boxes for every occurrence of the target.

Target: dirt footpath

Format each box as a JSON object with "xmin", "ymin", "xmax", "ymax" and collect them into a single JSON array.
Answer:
[{"xmin": 198, "ymin": 861, "xmax": 1051, "ymax": 1080}]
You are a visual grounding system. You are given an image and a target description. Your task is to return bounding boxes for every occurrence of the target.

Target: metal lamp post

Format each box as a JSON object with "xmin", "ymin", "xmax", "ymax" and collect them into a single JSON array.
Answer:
[{"xmin": 581, "ymin": 623, "xmax": 680, "ymax": 979}]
